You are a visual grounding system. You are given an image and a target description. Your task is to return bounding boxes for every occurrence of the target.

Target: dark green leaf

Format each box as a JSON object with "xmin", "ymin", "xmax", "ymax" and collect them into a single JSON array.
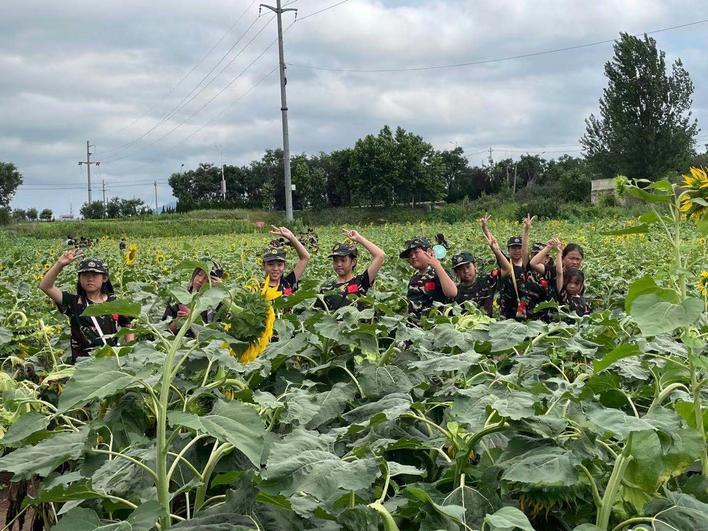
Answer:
[
  {"xmin": 81, "ymin": 298, "xmax": 141, "ymax": 318},
  {"xmin": 483, "ymin": 506, "xmax": 535, "ymax": 530},
  {"xmin": 593, "ymin": 343, "xmax": 642, "ymax": 373},
  {"xmin": 501, "ymin": 447, "xmax": 578, "ymax": 487},
  {"xmin": 1, "ymin": 411, "xmax": 50, "ymax": 446},
  {"xmin": 0, "ymin": 427, "xmax": 89, "ymax": 479},
  {"xmin": 631, "ymin": 294, "xmax": 703, "ymax": 336}
]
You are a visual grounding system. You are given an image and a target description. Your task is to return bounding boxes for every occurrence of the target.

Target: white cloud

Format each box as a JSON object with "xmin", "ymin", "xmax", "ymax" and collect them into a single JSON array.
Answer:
[{"xmin": 2, "ymin": 0, "xmax": 707, "ymax": 213}]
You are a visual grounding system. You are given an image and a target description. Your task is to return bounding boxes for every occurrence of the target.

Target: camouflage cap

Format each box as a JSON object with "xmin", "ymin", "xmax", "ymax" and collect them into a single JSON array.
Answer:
[
  {"xmin": 531, "ymin": 242, "xmax": 545, "ymax": 253},
  {"xmin": 77, "ymin": 258, "xmax": 108, "ymax": 275},
  {"xmin": 262, "ymin": 247, "xmax": 286, "ymax": 262},
  {"xmin": 451, "ymin": 252, "xmax": 476, "ymax": 269},
  {"xmin": 328, "ymin": 242, "xmax": 358, "ymax": 258},
  {"xmin": 507, "ymin": 236, "xmax": 522, "ymax": 247},
  {"xmin": 399, "ymin": 237, "xmax": 431, "ymax": 259}
]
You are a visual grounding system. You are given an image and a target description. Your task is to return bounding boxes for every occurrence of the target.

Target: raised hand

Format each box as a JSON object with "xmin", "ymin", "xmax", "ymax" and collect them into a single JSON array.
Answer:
[
  {"xmin": 479, "ymin": 214, "xmax": 491, "ymax": 228},
  {"xmin": 58, "ymin": 248, "xmax": 82, "ymax": 267},
  {"xmin": 522, "ymin": 213, "xmax": 536, "ymax": 231},
  {"xmin": 270, "ymin": 226, "xmax": 294, "ymax": 241},
  {"xmin": 342, "ymin": 228, "xmax": 361, "ymax": 242}
]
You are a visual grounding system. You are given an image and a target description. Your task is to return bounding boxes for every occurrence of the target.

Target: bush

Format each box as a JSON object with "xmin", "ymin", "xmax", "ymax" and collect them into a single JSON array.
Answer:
[
  {"xmin": 515, "ymin": 197, "xmax": 561, "ymax": 220},
  {"xmin": 0, "ymin": 207, "xmax": 10, "ymax": 225}
]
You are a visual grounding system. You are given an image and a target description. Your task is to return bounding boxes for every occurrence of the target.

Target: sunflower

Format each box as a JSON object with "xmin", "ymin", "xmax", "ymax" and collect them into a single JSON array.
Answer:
[
  {"xmin": 697, "ymin": 271, "xmax": 708, "ymax": 298},
  {"xmin": 679, "ymin": 167, "xmax": 708, "ymax": 221},
  {"xmin": 124, "ymin": 243, "xmax": 138, "ymax": 266},
  {"xmin": 222, "ymin": 277, "xmax": 277, "ymax": 363}
]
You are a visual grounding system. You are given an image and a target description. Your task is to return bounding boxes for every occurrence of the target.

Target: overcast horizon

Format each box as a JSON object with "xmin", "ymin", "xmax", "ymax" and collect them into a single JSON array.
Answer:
[{"xmin": 2, "ymin": 0, "xmax": 708, "ymax": 216}]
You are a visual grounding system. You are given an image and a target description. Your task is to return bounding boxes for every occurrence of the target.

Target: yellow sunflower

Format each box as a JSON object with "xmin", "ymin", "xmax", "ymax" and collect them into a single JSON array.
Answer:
[
  {"xmin": 679, "ymin": 167, "xmax": 708, "ymax": 221},
  {"xmin": 124, "ymin": 243, "xmax": 138, "ymax": 266},
  {"xmin": 697, "ymin": 271, "xmax": 708, "ymax": 298}
]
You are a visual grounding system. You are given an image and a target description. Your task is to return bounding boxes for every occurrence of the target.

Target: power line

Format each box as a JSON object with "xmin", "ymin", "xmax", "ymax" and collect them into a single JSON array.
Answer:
[
  {"xmin": 297, "ymin": 0, "xmax": 351, "ymax": 21},
  {"xmin": 107, "ymin": 26, "xmax": 281, "ymax": 163},
  {"xmin": 101, "ymin": 12, "xmax": 270, "ymax": 161},
  {"xmin": 287, "ymin": 17, "xmax": 708, "ymax": 73}
]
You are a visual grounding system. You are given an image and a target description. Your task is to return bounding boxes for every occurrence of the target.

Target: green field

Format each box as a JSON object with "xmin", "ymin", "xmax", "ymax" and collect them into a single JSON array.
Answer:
[{"xmin": 0, "ymin": 202, "xmax": 706, "ymax": 530}]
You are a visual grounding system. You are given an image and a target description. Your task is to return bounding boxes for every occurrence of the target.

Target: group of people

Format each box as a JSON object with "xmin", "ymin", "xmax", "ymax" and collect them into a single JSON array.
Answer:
[{"xmin": 39, "ymin": 219, "xmax": 588, "ymax": 363}]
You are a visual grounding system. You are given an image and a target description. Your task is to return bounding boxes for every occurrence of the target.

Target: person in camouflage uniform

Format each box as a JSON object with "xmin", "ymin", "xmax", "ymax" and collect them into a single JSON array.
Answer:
[
  {"xmin": 38, "ymin": 250, "xmax": 134, "ymax": 363},
  {"xmin": 262, "ymin": 226, "xmax": 310, "ymax": 298},
  {"xmin": 401, "ymin": 236, "xmax": 458, "ymax": 318},
  {"xmin": 451, "ymin": 250, "xmax": 501, "ymax": 316},
  {"xmin": 481, "ymin": 214, "xmax": 524, "ymax": 319},
  {"xmin": 319, "ymin": 229, "xmax": 385, "ymax": 311}
]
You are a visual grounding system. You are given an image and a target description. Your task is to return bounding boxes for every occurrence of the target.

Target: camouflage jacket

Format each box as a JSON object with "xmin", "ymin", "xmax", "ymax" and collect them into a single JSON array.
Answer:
[
  {"xmin": 407, "ymin": 266, "xmax": 447, "ymax": 317},
  {"xmin": 456, "ymin": 271, "xmax": 499, "ymax": 316}
]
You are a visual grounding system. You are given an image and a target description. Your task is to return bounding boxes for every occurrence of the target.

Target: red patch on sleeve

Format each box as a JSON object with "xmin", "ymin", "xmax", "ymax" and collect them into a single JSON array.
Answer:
[
  {"xmin": 491, "ymin": 269, "xmax": 499, "ymax": 277},
  {"xmin": 424, "ymin": 281, "xmax": 437, "ymax": 292},
  {"xmin": 346, "ymin": 283, "xmax": 359, "ymax": 294},
  {"xmin": 112, "ymin": 313, "xmax": 119, "ymax": 321},
  {"xmin": 540, "ymin": 279, "xmax": 549, "ymax": 289},
  {"xmin": 282, "ymin": 287, "xmax": 293, "ymax": 297}
]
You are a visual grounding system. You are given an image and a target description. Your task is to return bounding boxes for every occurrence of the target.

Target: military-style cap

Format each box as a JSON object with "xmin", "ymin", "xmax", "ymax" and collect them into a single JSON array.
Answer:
[
  {"xmin": 77, "ymin": 259, "xmax": 108, "ymax": 275},
  {"xmin": 451, "ymin": 252, "xmax": 476, "ymax": 269},
  {"xmin": 531, "ymin": 242, "xmax": 545, "ymax": 253},
  {"xmin": 399, "ymin": 237, "xmax": 431, "ymax": 259},
  {"xmin": 262, "ymin": 247, "xmax": 286, "ymax": 262},
  {"xmin": 203, "ymin": 258, "xmax": 225, "ymax": 278},
  {"xmin": 507, "ymin": 236, "xmax": 522, "ymax": 247},
  {"xmin": 328, "ymin": 242, "xmax": 358, "ymax": 258}
]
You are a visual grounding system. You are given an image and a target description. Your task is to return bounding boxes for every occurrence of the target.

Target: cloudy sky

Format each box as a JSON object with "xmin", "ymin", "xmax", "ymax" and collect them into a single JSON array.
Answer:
[{"xmin": 2, "ymin": 0, "xmax": 708, "ymax": 215}]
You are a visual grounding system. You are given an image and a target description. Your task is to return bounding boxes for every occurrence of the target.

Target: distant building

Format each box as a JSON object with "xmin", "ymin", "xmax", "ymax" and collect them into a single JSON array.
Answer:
[{"xmin": 591, "ymin": 178, "xmax": 621, "ymax": 205}]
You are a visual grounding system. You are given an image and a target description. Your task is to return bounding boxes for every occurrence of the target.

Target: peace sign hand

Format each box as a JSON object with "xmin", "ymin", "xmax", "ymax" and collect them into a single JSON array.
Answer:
[
  {"xmin": 58, "ymin": 248, "xmax": 82, "ymax": 267},
  {"xmin": 342, "ymin": 228, "xmax": 362, "ymax": 242}
]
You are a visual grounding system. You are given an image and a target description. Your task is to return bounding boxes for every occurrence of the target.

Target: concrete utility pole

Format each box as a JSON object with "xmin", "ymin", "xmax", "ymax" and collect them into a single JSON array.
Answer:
[
  {"xmin": 102, "ymin": 180, "xmax": 107, "ymax": 212},
  {"xmin": 261, "ymin": 0, "xmax": 297, "ymax": 222},
  {"xmin": 78, "ymin": 140, "xmax": 100, "ymax": 204},
  {"xmin": 221, "ymin": 164, "xmax": 226, "ymax": 200},
  {"xmin": 154, "ymin": 180, "xmax": 159, "ymax": 212}
]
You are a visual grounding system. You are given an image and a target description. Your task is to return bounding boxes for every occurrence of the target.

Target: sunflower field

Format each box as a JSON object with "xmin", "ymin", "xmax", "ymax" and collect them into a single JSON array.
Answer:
[{"xmin": 0, "ymin": 178, "xmax": 707, "ymax": 531}]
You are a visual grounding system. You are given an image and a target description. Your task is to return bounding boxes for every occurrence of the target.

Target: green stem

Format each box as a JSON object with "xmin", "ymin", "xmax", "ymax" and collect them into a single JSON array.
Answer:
[
  {"xmin": 647, "ymin": 382, "xmax": 690, "ymax": 415},
  {"xmin": 369, "ymin": 500, "xmax": 400, "ymax": 531},
  {"xmin": 596, "ymin": 439, "xmax": 634, "ymax": 530},
  {"xmin": 193, "ymin": 442, "xmax": 234, "ymax": 513},
  {"xmin": 91, "ymin": 449, "xmax": 158, "ymax": 482},
  {"xmin": 156, "ymin": 310, "xmax": 197, "ymax": 529},
  {"xmin": 578, "ymin": 463, "xmax": 603, "ymax": 512},
  {"xmin": 167, "ymin": 434, "xmax": 207, "ymax": 482},
  {"xmin": 688, "ymin": 355, "xmax": 708, "ymax": 476},
  {"xmin": 377, "ymin": 461, "xmax": 391, "ymax": 504},
  {"xmin": 611, "ymin": 516, "xmax": 654, "ymax": 531}
]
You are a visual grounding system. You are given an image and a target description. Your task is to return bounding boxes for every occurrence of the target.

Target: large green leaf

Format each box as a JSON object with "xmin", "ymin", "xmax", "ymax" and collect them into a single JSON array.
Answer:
[
  {"xmin": 593, "ymin": 343, "xmax": 642, "ymax": 373},
  {"xmin": 169, "ymin": 399, "xmax": 265, "ymax": 467},
  {"xmin": 630, "ymin": 293, "xmax": 703, "ymax": 336},
  {"xmin": 1, "ymin": 411, "xmax": 50, "ymax": 446},
  {"xmin": 483, "ymin": 506, "xmax": 535, "ymax": 530},
  {"xmin": 491, "ymin": 391, "xmax": 536, "ymax": 421},
  {"xmin": 645, "ymin": 491, "xmax": 708, "ymax": 531},
  {"xmin": 263, "ymin": 445, "xmax": 378, "ymax": 501},
  {"xmin": 358, "ymin": 364, "xmax": 414, "ymax": 398},
  {"xmin": 501, "ymin": 447, "xmax": 578, "ymax": 487},
  {"xmin": 0, "ymin": 427, "xmax": 88, "ymax": 479},
  {"xmin": 624, "ymin": 276, "xmax": 677, "ymax": 314},
  {"xmin": 586, "ymin": 408, "xmax": 655, "ymax": 440},
  {"xmin": 58, "ymin": 357, "xmax": 142, "ymax": 412},
  {"xmin": 81, "ymin": 298, "xmax": 141, "ymax": 318}
]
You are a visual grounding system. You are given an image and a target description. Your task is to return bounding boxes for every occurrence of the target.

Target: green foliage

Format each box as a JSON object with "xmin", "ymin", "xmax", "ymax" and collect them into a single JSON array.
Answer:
[
  {"xmin": 0, "ymin": 161, "xmax": 23, "ymax": 208},
  {"xmin": 581, "ymin": 33, "xmax": 698, "ymax": 180},
  {"xmin": 39, "ymin": 208, "xmax": 53, "ymax": 221}
]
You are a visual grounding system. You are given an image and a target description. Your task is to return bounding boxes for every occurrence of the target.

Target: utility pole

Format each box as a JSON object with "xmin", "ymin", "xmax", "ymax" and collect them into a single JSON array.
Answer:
[
  {"xmin": 78, "ymin": 140, "xmax": 100, "ymax": 204},
  {"xmin": 221, "ymin": 164, "xmax": 226, "ymax": 200},
  {"xmin": 154, "ymin": 180, "xmax": 159, "ymax": 212},
  {"xmin": 102, "ymin": 180, "xmax": 107, "ymax": 216},
  {"xmin": 488, "ymin": 147, "xmax": 493, "ymax": 166},
  {"xmin": 261, "ymin": 0, "xmax": 297, "ymax": 222}
]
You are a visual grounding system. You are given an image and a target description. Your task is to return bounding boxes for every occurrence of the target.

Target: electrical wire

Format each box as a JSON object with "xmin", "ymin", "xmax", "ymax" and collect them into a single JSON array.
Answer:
[
  {"xmin": 101, "ymin": 11, "xmax": 268, "ymax": 160},
  {"xmin": 287, "ymin": 17, "xmax": 708, "ymax": 73}
]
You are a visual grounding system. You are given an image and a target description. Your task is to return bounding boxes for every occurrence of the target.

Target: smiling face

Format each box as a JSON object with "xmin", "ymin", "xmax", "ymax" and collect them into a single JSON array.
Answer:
[
  {"xmin": 263, "ymin": 259, "xmax": 286, "ymax": 284},
  {"xmin": 508, "ymin": 245, "xmax": 522, "ymax": 262},
  {"xmin": 563, "ymin": 250, "xmax": 583, "ymax": 270},
  {"xmin": 406, "ymin": 247, "xmax": 430, "ymax": 271},
  {"xmin": 454, "ymin": 262, "xmax": 476, "ymax": 284},
  {"xmin": 332, "ymin": 255, "xmax": 355, "ymax": 278},
  {"xmin": 79, "ymin": 271, "xmax": 106, "ymax": 294}
]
